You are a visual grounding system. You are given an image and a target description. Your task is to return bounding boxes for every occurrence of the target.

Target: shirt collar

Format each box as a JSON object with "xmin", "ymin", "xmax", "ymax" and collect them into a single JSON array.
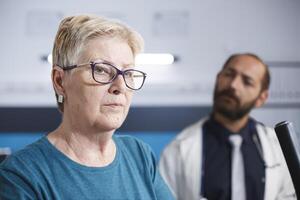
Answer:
[{"xmin": 207, "ymin": 115, "xmax": 255, "ymax": 144}]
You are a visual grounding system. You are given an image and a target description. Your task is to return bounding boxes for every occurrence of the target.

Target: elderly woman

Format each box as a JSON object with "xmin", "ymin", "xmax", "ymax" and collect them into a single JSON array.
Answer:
[{"xmin": 0, "ymin": 15, "xmax": 174, "ymax": 200}]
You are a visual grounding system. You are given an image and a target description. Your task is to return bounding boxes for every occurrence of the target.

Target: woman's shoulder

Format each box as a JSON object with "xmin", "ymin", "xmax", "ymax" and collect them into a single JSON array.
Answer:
[
  {"xmin": 114, "ymin": 135, "xmax": 154, "ymax": 161},
  {"xmin": 114, "ymin": 134, "xmax": 151, "ymax": 151},
  {"xmin": 0, "ymin": 136, "xmax": 49, "ymax": 171}
]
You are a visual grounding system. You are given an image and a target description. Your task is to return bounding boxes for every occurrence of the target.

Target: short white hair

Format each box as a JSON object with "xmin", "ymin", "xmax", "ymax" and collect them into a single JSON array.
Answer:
[{"xmin": 52, "ymin": 14, "xmax": 144, "ymax": 112}]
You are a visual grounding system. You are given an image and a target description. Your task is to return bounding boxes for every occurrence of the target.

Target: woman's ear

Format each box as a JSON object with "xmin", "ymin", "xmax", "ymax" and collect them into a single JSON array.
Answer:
[
  {"xmin": 52, "ymin": 66, "xmax": 65, "ymax": 96},
  {"xmin": 255, "ymin": 89, "xmax": 269, "ymax": 108}
]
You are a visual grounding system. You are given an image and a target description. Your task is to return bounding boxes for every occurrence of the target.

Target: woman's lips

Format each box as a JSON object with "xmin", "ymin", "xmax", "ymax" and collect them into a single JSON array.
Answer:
[
  {"xmin": 104, "ymin": 103, "xmax": 123, "ymax": 106},
  {"xmin": 103, "ymin": 103, "xmax": 124, "ymax": 110}
]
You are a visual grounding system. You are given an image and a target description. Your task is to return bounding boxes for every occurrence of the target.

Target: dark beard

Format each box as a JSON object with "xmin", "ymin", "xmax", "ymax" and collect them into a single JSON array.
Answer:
[{"xmin": 213, "ymin": 87, "xmax": 257, "ymax": 121}]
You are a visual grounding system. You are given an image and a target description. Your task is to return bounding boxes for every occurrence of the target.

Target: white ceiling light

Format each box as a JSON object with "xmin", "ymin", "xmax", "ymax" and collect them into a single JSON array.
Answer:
[
  {"xmin": 135, "ymin": 53, "xmax": 174, "ymax": 65},
  {"xmin": 47, "ymin": 54, "xmax": 52, "ymax": 64},
  {"xmin": 47, "ymin": 53, "xmax": 175, "ymax": 66}
]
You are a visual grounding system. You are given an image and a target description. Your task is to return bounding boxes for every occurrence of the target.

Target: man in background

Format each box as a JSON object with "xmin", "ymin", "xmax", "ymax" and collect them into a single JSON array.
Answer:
[{"xmin": 159, "ymin": 53, "xmax": 295, "ymax": 200}]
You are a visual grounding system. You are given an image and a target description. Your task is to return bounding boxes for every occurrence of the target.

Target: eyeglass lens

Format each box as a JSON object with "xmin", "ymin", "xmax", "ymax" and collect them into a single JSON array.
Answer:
[{"xmin": 92, "ymin": 63, "xmax": 145, "ymax": 90}]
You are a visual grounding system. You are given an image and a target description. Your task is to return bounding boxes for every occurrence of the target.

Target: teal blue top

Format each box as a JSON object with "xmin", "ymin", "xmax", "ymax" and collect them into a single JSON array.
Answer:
[{"xmin": 0, "ymin": 135, "xmax": 174, "ymax": 200}]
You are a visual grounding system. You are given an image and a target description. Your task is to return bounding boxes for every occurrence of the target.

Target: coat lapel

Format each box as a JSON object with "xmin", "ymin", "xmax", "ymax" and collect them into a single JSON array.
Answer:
[
  {"xmin": 181, "ymin": 118, "xmax": 206, "ymax": 199},
  {"xmin": 256, "ymin": 124, "xmax": 280, "ymax": 200}
]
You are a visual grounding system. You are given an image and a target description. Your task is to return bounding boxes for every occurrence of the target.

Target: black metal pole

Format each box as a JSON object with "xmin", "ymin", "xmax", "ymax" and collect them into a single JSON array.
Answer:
[{"xmin": 274, "ymin": 121, "xmax": 300, "ymax": 199}]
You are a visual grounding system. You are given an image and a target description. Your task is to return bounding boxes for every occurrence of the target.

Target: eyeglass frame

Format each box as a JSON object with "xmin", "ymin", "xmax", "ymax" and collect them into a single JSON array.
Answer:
[{"xmin": 57, "ymin": 60, "xmax": 147, "ymax": 90}]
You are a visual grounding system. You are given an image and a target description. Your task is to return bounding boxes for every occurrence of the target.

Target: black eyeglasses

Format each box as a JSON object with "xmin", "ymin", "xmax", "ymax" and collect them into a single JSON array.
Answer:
[{"xmin": 60, "ymin": 61, "xmax": 147, "ymax": 90}]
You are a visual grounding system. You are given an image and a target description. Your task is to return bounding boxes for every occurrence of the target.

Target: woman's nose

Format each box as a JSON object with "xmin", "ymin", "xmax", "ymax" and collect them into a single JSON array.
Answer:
[{"xmin": 108, "ymin": 74, "xmax": 127, "ymax": 94}]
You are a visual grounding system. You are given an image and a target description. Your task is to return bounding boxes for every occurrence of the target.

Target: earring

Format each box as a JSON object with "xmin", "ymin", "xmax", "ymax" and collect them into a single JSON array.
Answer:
[{"xmin": 58, "ymin": 94, "xmax": 64, "ymax": 103}]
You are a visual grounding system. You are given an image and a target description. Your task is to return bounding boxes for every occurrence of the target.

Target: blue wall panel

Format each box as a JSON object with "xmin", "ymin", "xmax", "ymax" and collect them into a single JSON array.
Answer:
[{"xmin": 0, "ymin": 106, "xmax": 210, "ymax": 160}]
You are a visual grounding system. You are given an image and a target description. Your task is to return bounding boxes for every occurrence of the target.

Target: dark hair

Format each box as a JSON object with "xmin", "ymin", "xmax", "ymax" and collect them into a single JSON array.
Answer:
[{"xmin": 222, "ymin": 53, "xmax": 270, "ymax": 91}]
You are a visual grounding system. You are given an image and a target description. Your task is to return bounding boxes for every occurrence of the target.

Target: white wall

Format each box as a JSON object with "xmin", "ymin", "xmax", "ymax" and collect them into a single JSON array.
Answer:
[{"xmin": 0, "ymin": 0, "xmax": 299, "ymax": 129}]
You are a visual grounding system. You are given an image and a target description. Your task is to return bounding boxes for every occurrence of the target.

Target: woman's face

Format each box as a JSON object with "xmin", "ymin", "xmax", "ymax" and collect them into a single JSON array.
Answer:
[{"xmin": 62, "ymin": 37, "xmax": 134, "ymax": 133}]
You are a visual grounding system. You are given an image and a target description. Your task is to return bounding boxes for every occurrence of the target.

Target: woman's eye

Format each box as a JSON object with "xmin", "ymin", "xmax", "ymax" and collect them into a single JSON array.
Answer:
[
  {"xmin": 94, "ymin": 65, "xmax": 111, "ymax": 75},
  {"xmin": 95, "ymin": 67, "xmax": 105, "ymax": 73},
  {"xmin": 125, "ymin": 71, "xmax": 134, "ymax": 78}
]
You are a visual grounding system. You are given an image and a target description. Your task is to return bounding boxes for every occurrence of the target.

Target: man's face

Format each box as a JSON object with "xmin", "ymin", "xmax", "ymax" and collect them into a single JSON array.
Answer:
[{"xmin": 213, "ymin": 55, "xmax": 267, "ymax": 120}]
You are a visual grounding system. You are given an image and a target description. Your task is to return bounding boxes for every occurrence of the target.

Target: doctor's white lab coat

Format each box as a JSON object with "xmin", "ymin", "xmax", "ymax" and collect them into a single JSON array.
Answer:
[{"xmin": 159, "ymin": 118, "xmax": 296, "ymax": 200}]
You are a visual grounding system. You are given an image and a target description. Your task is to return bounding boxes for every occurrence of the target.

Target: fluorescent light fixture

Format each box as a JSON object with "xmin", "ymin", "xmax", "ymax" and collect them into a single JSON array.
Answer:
[
  {"xmin": 47, "ymin": 54, "xmax": 52, "ymax": 64},
  {"xmin": 135, "ymin": 53, "xmax": 174, "ymax": 65},
  {"xmin": 46, "ymin": 53, "xmax": 175, "ymax": 65}
]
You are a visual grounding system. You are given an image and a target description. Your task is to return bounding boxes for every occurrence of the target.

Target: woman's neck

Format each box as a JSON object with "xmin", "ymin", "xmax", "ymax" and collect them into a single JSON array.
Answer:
[{"xmin": 47, "ymin": 124, "xmax": 116, "ymax": 167}]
